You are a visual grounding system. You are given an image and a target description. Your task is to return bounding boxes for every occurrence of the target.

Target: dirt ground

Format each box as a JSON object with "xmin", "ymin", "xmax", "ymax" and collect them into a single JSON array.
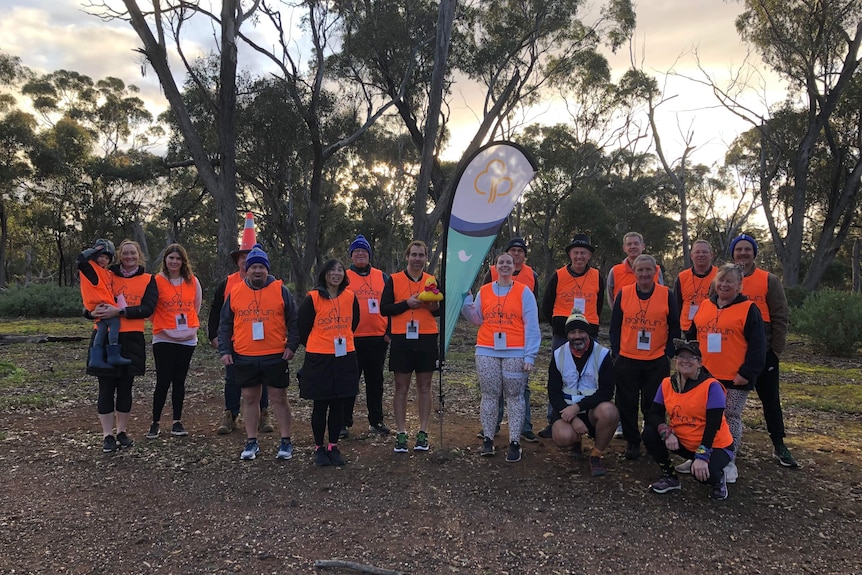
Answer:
[{"xmin": 1, "ymin": 335, "xmax": 861, "ymax": 575}]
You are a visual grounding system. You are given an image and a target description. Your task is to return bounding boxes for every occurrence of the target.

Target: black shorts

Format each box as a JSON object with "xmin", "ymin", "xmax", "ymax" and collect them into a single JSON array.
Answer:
[
  {"xmin": 576, "ymin": 411, "xmax": 597, "ymax": 439},
  {"xmin": 389, "ymin": 334, "xmax": 439, "ymax": 373},
  {"xmin": 235, "ymin": 360, "xmax": 290, "ymax": 389}
]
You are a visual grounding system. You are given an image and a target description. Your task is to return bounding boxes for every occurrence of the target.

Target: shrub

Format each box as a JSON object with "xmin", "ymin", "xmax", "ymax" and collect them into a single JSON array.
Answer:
[
  {"xmin": 0, "ymin": 284, "xmax": 84, "ymax": 318},
  {"xmin": 792, "ymin": 289, "xmax": 862, "ymax": 356},
  {"xmin": 784, "ymin": 284, "xmax": 811, "ymax": 310}
]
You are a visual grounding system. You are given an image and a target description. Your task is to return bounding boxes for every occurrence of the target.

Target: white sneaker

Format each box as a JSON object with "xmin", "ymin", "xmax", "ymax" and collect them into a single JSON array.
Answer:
[
  {"xmin": 724, "ymin": 461, "xmax": 738, "ymax": 483},
  {"xmin": 613, "ymin": 423, "xmax": 624, "ymax": 439},
  {"xmin": 675, "ymin": 459, "xmax": 693, "ymax": 474}
]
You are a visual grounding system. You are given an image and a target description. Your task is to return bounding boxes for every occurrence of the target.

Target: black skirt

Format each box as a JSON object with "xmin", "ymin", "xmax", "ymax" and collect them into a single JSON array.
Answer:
[{"xmin": 298, "ymin": 351, "xmax": 360, "ymax": 400}]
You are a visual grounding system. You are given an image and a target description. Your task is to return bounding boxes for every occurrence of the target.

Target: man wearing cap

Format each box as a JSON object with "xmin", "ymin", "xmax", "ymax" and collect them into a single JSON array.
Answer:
[
  {"xmin": 208, "ymin": 222, "xmax": 271, "ymax": 435},
  {"xmin": 607, "ymin": 231, "xmax": 664, "ymax": 308},
  {"xmin": 537, "ymin": 233, "xmax": 605, "ymax": 438},
  {"xmin": 344, "ymin": 234, "xmax": 392, "ymax": 437},
  {"xmin": 674, "ymin": 239, "xmax": 718, "ymax": 333},
  {"xmin": 730, "ymin": 233, "xmax": 798, "ymax": 468},
  {"xmin": 481, "ymin": 237, "xmax": 540, "ymax": 443},
  {"xmin": 548, "ymin": 312, "xmax": 619, "ymax": 476},
  {"xmin": 218, "ymin": 244, "xmax": 300, "ymax": 461}
]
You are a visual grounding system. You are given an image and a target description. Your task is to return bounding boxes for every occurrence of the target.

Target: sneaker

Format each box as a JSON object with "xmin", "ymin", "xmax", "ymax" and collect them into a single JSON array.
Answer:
[
  {"xmin": 710, "ymin": 473, "xmax": 729, "ymax": 500},
  {"xmin": 171, "ymin": 421, "xmax": 188, "ymax": 437},
  {"xmin": 590, "ymin": 455, "xmax": 608, "ymax": 477},
  {"xmin": 624, "ymin": 442, "xmax": 641, "ymax": 460},
  {"xmin": 537, "ymin": 425, "xmax": 552, "ymax": 439},
  {"xmin": 569, "ymin": 441, "xmax": 583, "ymax": 460},
  {"xmin": 506, "ymin": 441, "xmax": 522, "ymax": 463},
  {"xmin": 102, "ymin": 435, "xmax": 117, "ymax": 453},
  {"xmin": 520, "ymin": 430, "xmax": 539, "ymax": 443},
  {"xmin": 369, "ymin": 422, "xmax": 391, "ymax": 435},
  {"xmin": 773, "ymin": 445, "xmax": 799, "ymax": 468},
  {"xmin": 328, "ymin": 445, "xmax": 346, "ymax": 466},
  {"xmin": 240, "ymin": 439, "xmax": 260, "ymax": 460},
  {"xmin": 145, "ymin": 422, "xmax": 159, "ymax": 440},
  {"xmin": 675, "ymin": 459, "xmax": 693, "ymax": 474},
  {"xmin": 116, "ymin": 431, "xmax": 134, "ymax": 449},
  {"xmin": 724, "ymin": 461, "xmax": 739, "ymax": 484},
  {"xmin": 217, "ymin": 410, "xmax": 236, "ymax": 435},
  {"xmin": 338, "ymin": 426, "xmax": 350, "ymax": 439},
  {"xmin": 480, "ymin": 437, "xmax": 495, "ymax": 457},
  {"xmin": 314, "ymin": 446, "xmax": 331, "ymax": 466},
  {"xmin": 477, "ymin": 428, "xmax": 500, "ymax": 439},
  {"xmin": 393, "ymin": 432, "xmax": 409, "ymax": 453},
  {"xmin": 613, "ymin": 423, "xmax": 624, "ymax": 439},
  {"xmin": 276, "ymin": 439, "xmax": 293, "ymax": 460},
  {"xmin": 414, "ymin": 431, "xmax": 430, "ymax": 451},
  {"xmin": 649, "ymin": 475, "xmax": 681, "ymax": 494}
]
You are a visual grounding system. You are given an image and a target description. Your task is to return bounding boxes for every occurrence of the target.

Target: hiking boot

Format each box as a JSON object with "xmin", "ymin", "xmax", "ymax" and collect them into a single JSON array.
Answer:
[
  {"xmin": 649, "ymin": 475, "xmax": 681, "ymax": 494},
  {"xmin": 414, "ymin": 431, "xmax": 430, "ymax": 451},
  {"xmin": 569, "ymin": 441, "xmax": 583, "ymax": 460},
  {"xmin": 724, "ymin": 461, "xmax": 738, "ymax": 483},
  {"xmin": 102, "ymin": 435, "xmax": 117, "ymax": 453},
  {"xmin": 145, "ymin": 422, "xmax": 159, "ymax": 440},
  {"xmin": 520, "ymin": 430, "xmax": 539, "ymax": 443},
  {"xmin": 339, "ymin": 426, "xmax": 350, "ymax": 439},
  {"xmin": 710, "ymin": 473, "xmax": 729, "ymax": 500},
  {"xmin": 480, "ymin": 437, "xmax": 495, "ymax": 457},
  {"xmin": 773, "ymin": 445, "xmax": 799, "ymax": 468},
  {"xmin": 590, "ymin": 455, "xmax": 608, "ymax": 477},
  {"xmin": 217, "ymin": 410, "xmax": 236, "ymax": 435},
  {"xmin": 613, "ymin": 423, "xmax": 624, "ymax": 439},
  {"xmin": 240, "ymin": 439, "xmax": 260, "ymax": 460},
  {"xmin": 258, "ymin": 409, "xmax": 274, "ymax": 433},
  {"xmin": 624, "ymin": 442, "xmax": 641, "ymax": 460},
  {"xmin": 116, "ymin": 431, "xmax": 134, "ymax": 449},
  {"xmin": 328, "ymin": 445, "xmax": 346, "ymax": 466},
  {"xmin": 537, "ymin": 425, "xmax": 552, "ymax": 439},
  {"xmin": 393, "ymin": 432, "xmax": 409, "ymax": 453},
  {"xmin": 171, "ymin": 421, "xmax": 188, "ymax": 437},
  {"xmin": 675, "ymin": 459, "xmax": 693, "ymax": 474},
  {"xmin": 276, "ymin": 438, "xmax": 293, "ymax": 460},
  {"xmin": 506, "ymin": 441, "xmax": 522, "ymax": 463},
  {"xmin": 314, "ymin": 445, "xmax": 331, "ymax": 466},
  {"xmin": 369, "ymin": 422, "xmax": 391, "ymax": 435}
]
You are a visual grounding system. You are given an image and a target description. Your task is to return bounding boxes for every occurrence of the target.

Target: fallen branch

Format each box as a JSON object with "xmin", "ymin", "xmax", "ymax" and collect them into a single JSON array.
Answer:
[
  {"xmin": 0, "ymin": 334, "xmax": 87, "ymax": 345},
  {"xmin": 313, "ymin": 559, "xmax": 405, "ymax": 575}
]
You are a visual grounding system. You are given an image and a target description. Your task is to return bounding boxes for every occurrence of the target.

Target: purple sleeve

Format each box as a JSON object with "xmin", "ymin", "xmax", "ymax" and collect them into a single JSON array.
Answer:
[{"xmin": 705, "ymin": 381, "xmax": 727, "ymax": 410}]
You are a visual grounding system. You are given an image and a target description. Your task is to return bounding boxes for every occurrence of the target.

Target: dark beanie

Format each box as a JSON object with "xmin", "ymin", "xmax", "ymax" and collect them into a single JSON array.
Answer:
[
  {"xmin": 349, "ymin": 235, "xmax": 372, "ymax": 258},
  {"xmin": 730, "ymin": 234, "xmax": 758, "ymax": 257},
  {"xmin": 245, "ymin": 244, "xmax": 270, "ymax": 271}
]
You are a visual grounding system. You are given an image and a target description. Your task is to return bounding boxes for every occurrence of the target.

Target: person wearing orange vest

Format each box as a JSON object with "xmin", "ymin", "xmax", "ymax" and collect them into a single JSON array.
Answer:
[
  {"xmin": 463, "ymin": 252, "xmax": 541, "ymax": 463},
  {"xmin": 343, "ymin": 235, "xmax": 391, "ymax": 437},
  {"xmin": 674, "ymin": 239, "xmax": 718, "ymax": 332},
  {"xmin": 643, "ymin": 339, "xmax": 735, "ymax": 500},
  {"xmin": 609, "ymin": 254, "xmax": 680, "ymax": 460},
  {"xmin": 481, "ymin": 237, "xmax": 540, "ymax": 443},
  {"xmin": 684, "ymin": 263, "xmax": 766, "ymax": 483},
  {"xmin": 88, "ymin": 239, "xmax": 158, "ymax": 453},
  {"xmin": 731, "ymin": 233, "xmax": 798, "ymax": 468},
  {"xmin": 208, "ymin": 241, "xmax": 271, "ymax": 435},
  {"xmin": 145, "ymin": 243, "xmax": 202, "ymax": 440},
  {"xmin": 219, "ymin": 244, "xmax": 300, "ymax": 461},
  {"xmin": 538, "ymin": 233, "xmax": 605, "ymax": 439},
  {"xmin": 381, "ymin": 240, "xmax": 441, "ymax": 453},
  {"xmin": 297, "ymin": 259, "xmax": 361, "ymax": 466},
  {"xmin": 606, "ymin": 231, "xmax": 665, "ymax": 308}
]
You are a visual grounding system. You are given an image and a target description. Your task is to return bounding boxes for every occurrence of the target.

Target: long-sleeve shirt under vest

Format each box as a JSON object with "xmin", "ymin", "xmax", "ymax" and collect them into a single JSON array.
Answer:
[
  {"xmin": 541, "ymin": 265, "xmax": 605, "ymax": 335},
  {"xmin": 547, "ymin": 339, "xmax": 615, "ymax": 423},
  {"xmin": 380, "ymin": 270, "xmax": 442, "ymax": 333},
  {"xmin": 610, "ymin": 284, "xmax": 680, "ymax": 360},
  {"xmin": 297, "ymin": 285, "xmax": 361, "ymax": 349}
]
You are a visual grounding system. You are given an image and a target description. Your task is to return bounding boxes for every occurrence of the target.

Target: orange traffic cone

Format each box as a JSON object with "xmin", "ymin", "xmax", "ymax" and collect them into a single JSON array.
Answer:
[{"xmin": 230, "ymin": 212, "xmax": 257, "ymax": 262}]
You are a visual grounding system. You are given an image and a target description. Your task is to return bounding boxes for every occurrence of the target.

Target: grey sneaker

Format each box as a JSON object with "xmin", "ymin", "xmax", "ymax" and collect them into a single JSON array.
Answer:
[
  {"xmin": 710, "ymin": 473, "xmax": 728, "ymax": 500},
  {"xmin": 675, "ymin": 459, "xmax": 693, "ymax": 474},
  {"xmin": 240, "ymin": 439, "xmax": 260, "ymax": 460},
  {"xmin": 649, "ymin": 475, "xmax": 681, "ymax": 494},
  {"xmin": 276, "ymin": 439, "xmax": 293, "ymax": 460},
  {"xmin": 724, "ymin": 461, "xmax": 739, "ymax": 483}
]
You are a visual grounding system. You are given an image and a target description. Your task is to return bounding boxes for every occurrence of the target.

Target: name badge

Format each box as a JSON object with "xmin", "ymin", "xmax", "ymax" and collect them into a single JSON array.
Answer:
[
  {"xmin": 637, "ymin": 330, "xmax": 652, "ymax": 351},
  {"xmin": 573, "ymin": 298, "xmax": 586, "ymax": 315},
  {"xmin": 493, "ymin": 331, "xmax": 508, "ymax": 350},
  {"xmin": 406, "ymin": 320, "xmax": 419, "ymax": 340},
  {"xmin": 252, "ymin": 321, "xmax": 265, "ymax": 341},
  {"xmin": 707, "ymin": 332, "xmax": 722, "ymax": 353},
  {"xmin": 175, "ymin": 313, "xmax": 188, "ymax": 331},
  {"xmin": 688, "ymin": 304, "xmax": 699, "ymax": 320},
  {"xmin": 367, "ymin": 298, "xmax": 380, "ymax": 314},
  {"xmin": 334, "ymin": 337, "xmax": 347, "ymax": 357}
]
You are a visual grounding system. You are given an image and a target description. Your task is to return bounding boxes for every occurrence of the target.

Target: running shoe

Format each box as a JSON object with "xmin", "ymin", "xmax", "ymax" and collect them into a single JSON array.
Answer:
[{"xmin": 240, "ymin": 439, "xmax": 260, "ymax": 460}]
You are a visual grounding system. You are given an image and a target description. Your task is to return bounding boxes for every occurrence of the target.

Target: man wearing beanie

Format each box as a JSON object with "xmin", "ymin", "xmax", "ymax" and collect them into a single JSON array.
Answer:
[
  {"xmin": 547, "ymin": 312, "xmax": 619, "ymax": 476},
  {"xmin": 218, "ymin": 244, "xmax": 301, "ymax": 461},
  {"xmin": 731, "ymin": 233, "xmax": 798, "ymax": 468},
  {"xmin": 344, "ymin": 234, "xmax": 392, "ymax": 436}
]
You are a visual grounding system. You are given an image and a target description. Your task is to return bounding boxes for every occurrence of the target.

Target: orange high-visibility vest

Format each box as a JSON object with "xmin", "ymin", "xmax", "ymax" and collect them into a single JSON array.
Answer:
[
  {"xmin": 618, "ymin": 284, "xmax": 670, "ymax": 361},
  {"xmin": 693, "ymin": 298, "xmax": 756, "ymax": 381},
  {"xmin": 81, "ymin": 260, "xmax": 114, "ymax": 310},
  {"xmin": 740, "ymin": 268, "xmax": 771, "ymax": 322},
  {"xmin": 677, "ymin": 266, "xmax": 718, "ymax": 331},
  {"xmin": 490, "ymin": 263, "xmax": 536, "ymax": 293},
  {"xmin": 152, "ymin": 274, "xmax": 200, "ymax": 334},
  {"xmin": 660, "ymin": 376, "xmax": 733, "ymax": 451},
  {"xmin": 305, "ymin": 289, "xmax": 357, "ymax": 354},
  {"xmin": 611, "ymin": 261, "xmax": 661, "ymax": 300},
  {"xmin": 552, "ymin": 267, "xmax": 600, "ymax": 325},
  {"xmin": 223, "ymin": 272, "xmax": 243, "ymax": 299},
  {"xmin": 346, "ymin": 268, "xmax": 387, "ymax": 337},
  {"xmin": 111, "ymin": 273, "xmax": 152, "ymax": 332},
  {"xmin": 390, "ymin": 271, "xmax": 438, "ymax": 335},
  {"xmin": 229, "ymin": 280, "xmax": 287, "ymax": 356},
  {"xmin": 476, "ymin": 282, "xmax": 528, "ymax": 349}
]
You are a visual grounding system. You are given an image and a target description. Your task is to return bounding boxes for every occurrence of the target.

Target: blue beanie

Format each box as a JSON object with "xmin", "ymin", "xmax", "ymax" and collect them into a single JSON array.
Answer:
[
  {"xmin": 730, "ymin": 234, "xmax": 758, "ymax": 257},
  {"xmin": 245, "ymin": 244, "xmax": 270, "ymax": 271},
  {"xmin": 349, "ymin": 234, "xmax": 372, "ymax": 258}
]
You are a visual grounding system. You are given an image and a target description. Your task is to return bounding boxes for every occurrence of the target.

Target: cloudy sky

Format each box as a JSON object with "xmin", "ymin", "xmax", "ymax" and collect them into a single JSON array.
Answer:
[{"xmin": 0, "ymin": 0, "xmax": 779, "ymax": 166}]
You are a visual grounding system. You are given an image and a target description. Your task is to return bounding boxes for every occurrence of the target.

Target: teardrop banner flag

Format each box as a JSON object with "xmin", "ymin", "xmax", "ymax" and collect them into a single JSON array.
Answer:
[{"xmin": 440, "ymin": 141, "xmax": 537, "ymax": 356}]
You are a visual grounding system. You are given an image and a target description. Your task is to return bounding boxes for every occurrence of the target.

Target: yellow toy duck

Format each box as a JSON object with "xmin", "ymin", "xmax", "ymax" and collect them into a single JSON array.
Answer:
[{"xmin": 417, "ymin": 276, "xmax": 444, "ymax": 302}]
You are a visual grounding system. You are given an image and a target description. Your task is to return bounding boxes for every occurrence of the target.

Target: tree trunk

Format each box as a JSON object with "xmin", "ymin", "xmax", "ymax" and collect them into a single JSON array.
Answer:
[{"xmin": 853, "ymin": 239, "xmax": 861, "ymax": 294}]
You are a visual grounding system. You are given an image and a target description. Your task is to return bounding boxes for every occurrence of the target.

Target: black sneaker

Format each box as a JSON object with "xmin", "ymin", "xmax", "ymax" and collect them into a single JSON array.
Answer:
[
  {"xmin": 537, "ymin": 425, "xmax": 552, "ymax": 439},
  {"xmin": 328, "ymin": 445, "xmax": 346, "ymax": 466},
  {"xmin": 145, "ymin": 422, "xmax": 159, "ymax": 439},
  {"xmin": 773, "ymin": 445, "xmax": 799, "ymax": 468},
  {"xmin": 338, "ymin": 426, "xmax": 350, "ymax": 439},
  {"xmin": 624, "ymin": 442, "xmax": 641, "ymax": 460},
  {"xmin": 506, "ymin": 441, "xmax": 522, "ymax": 463},
  {"xmin": 369, "ymin": 422, "xmax": 391, "ymax": 435},
  {"xmin": 171, "ymin": 421, "xmax": 188, "ymax": 437},
  {"xmin": 314, "ymin": 446, "xmax": 331, "ymax": 466},
  {"xmin": 480, "ymin": 437, "xmax": 495, "ymax": 457},
  {"xmin": 116, "ymin": 432, "xmax": 134, "ymax": 449},
  {"xmin": 102, "ymin": 435, "xmax": 117, "ymax": 453},
  {"xmin": 520, "ymin": 430, "xmax": 539, "ymax": 443}
]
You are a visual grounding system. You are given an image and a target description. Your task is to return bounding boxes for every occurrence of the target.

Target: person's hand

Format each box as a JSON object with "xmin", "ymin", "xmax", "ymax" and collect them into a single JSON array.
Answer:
[
  {"xmin": 406, "ymin": 294, "xmax": 422, "ymax": 309},
  {"xmin": 560, "ymin": 404, "xmax": 580, "ymax": 423},
  {"xmin": 523, "ymin": 362, "xmax": 533, "ymax": 373},
  {"xmin": 732, "ymin": 373, "xmax": 749, "ymax": 387},
  {"xmin": 283, "ymin": 348, "xmax": 295, "ymax": 361},
  {"xmin": 691, "ymin": 458, "xmax": 710, "ymax": 482},
  {"xmin": 664, "ymin": 432, "xmax": 679, "ymax": 451},
  {"xmin": 220, "ymin": 354, "xmax": 234, "ymax": 366},
  {"xmin": 210, "ymin": 337, "xmax": 219, "ymax": 350},
  {"xmin": 92, "ymin": 303, "xmax": 121, "ymax": 319},
  {"xmin": 570, "ymin": 416, "xmax": 588, "ymax": 436}
]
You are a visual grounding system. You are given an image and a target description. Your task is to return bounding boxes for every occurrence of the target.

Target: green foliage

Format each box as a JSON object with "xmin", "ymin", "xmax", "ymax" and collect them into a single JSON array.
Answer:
[
  {"xmin": 792, "ymin": 289, "xmax": 862, "ymax": 356},
  {"xmin": 0, "ymin": 284, "xmax": 83, "ymax": 317},
  {"xmin": 784, "ymin": 284, "xmax": 810, "ymax": 310}
]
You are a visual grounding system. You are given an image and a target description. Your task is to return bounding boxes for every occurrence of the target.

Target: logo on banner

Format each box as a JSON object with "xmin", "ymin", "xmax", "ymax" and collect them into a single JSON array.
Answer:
[{"xmin": 474, "ymin": 159, "xmax": 514, "ymax": 204}]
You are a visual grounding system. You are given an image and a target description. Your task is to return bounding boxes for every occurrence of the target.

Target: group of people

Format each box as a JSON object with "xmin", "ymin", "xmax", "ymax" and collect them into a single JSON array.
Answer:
[{"xmin": 81, "ymin": 219, "xmax": 800, "ymax": 498}]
